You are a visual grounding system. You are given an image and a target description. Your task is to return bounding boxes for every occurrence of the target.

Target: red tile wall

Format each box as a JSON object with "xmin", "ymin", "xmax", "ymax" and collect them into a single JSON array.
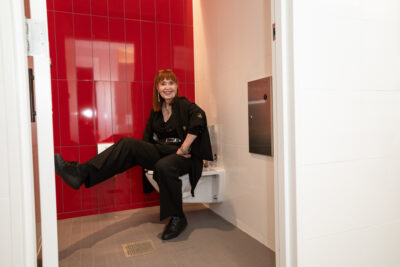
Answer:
[{"xmin": 47, "ymin": 0, "xmax": 195, "ymax": 219}]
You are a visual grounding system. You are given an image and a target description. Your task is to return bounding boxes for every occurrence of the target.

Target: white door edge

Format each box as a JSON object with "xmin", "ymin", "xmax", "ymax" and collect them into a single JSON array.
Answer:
[{"xmin": 272, "ymin": 0, "xmax": 298, "ymax": 266}]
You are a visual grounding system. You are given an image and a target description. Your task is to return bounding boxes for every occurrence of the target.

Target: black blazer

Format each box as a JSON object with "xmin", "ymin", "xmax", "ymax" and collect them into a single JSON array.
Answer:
[{"xmin": 142, "ymin": 97, "xmax": 213, "ymax": 196}]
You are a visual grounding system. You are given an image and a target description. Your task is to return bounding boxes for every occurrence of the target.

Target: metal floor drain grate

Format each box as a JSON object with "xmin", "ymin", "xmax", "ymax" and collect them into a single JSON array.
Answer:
[{"xmin": 121, "ymin": 240, "xmax": 156, "ymax": 257}]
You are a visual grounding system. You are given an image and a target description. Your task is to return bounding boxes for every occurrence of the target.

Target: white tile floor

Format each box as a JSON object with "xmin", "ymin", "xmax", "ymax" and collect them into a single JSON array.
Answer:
[{"xmin": 57, "ymin": 204, "xmax": 275, "ymax": 267}]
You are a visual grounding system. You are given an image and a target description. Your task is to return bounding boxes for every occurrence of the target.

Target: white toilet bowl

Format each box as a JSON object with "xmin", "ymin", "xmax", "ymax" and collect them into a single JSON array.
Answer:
[{"xmin": 144, "ymin": 167, "xmax": 225, "ymax": 203}]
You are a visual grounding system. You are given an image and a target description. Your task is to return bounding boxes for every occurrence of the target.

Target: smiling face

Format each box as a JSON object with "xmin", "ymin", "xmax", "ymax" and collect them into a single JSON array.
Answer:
[
  {"xmin": 152, "ymin": 69, "xmax": 179, "ymax": 111},
  {"xmin": 158, "ymin": 79, "xmax": 178, "ymax": 102}
]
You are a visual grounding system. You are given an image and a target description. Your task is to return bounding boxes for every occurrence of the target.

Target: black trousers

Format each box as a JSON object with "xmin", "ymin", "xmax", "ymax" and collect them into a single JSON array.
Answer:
[{"xmin": 81, "ymin": 137, "xmax": 192, "ymax": 220}]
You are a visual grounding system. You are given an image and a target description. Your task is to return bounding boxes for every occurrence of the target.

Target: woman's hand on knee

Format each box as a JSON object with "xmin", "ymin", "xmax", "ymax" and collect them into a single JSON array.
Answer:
[{"xmin": 177, "ymin": 147, "xmax": 191, "ymax": 158}]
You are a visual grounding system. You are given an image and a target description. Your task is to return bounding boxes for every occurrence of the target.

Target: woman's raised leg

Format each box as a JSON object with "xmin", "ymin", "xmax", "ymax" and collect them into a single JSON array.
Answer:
[{"xmin": 55, "ymin": 137, "xmax": 161, "ymax": 189}]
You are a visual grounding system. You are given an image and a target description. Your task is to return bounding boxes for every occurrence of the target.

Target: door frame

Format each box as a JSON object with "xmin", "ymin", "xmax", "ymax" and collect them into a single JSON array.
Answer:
[
  {"xmin": 0, "ymin": 0, "xmax": 37, "ymax": 266},
  {"xmin": 272, "ymin": 0, "xmax": 298, "ymax": 266},
  {"xmin": 29, "ymin": 0, "xmax": 60, "ymax": 266}
]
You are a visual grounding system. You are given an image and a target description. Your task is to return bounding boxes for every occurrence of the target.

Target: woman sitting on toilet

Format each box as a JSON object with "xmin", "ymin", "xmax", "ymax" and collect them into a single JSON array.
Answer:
[{"xmin": 55, "ymin": 69, "xmax": 213, "ymax": 240}]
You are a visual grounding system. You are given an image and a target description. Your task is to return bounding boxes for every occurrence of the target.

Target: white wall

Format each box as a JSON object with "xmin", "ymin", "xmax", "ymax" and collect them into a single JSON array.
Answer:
[
  {"xmin": 0, "ymin": 96, "xmax": 13, "ymax": 267},
  {"xmin": 292, "ymin": 0, "xmax": 400, "ymax": 266},
  {"xmin": 193, "ymin": 0, "xmax": 275, "ymax": 249}
]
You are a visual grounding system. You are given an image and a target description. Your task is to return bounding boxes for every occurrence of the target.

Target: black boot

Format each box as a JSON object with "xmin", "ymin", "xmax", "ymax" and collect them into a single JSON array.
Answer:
[
  {"xmin": 54, "ymin": 154, "xmax": 85, "ymax": 190},
  {"xmin": 161, "ymin": 216, "xmax": 187, "ymax": 240}
]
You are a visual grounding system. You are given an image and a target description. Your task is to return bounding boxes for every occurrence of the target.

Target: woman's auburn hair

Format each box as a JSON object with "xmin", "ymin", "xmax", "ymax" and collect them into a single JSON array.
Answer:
[{"xmin": 153, "ymin": 69, "xmax": 179, "ymax": 111}]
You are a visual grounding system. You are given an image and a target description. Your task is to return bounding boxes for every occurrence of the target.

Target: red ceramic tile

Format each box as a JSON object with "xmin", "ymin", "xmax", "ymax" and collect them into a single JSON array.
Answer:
[
  {"xmin": 115, "ymin": 171, "xmax": 131, "ymax": 206},
  {"xmin": 46, "ymin": 0, "xmax": 54, "ymax": 10},
  {"xmin": 94, "ymin": 81, "xmax": 113, "ymax": 143},
  {"xmin": 77, "ymin": 81, "xmax": 96, "ymax": 145},
  {"xmin": 184, "ymin": 25, "xmax": 194, "ymax": 83},
  {"xmin": 91, "ymin": 0, "xmax": 108, "ymax": 16},
  {"xmin": 54, "ymin": 12, "xmax": 76, "ymax": 80},
  {"xmin": 54, "ymin": 0, "xmax": 72, "ymax": 12},
  {"xmin": 111, "ymin": 82, "xmax": 130, "ymax": 140},
  {"xmin": 156, "ymin": 23, "xmax": 172, "ymax": 70},
  {"xmin": 131, "ymin": 167, "xmax": 145, "ymax": 204},
  {"xmin": 52, "ymin": 0, "xmax": 197, "ymax": 219},
  {"xmin": 141, "ymin": 0, "xmax": 155, "ymax": 21},
  {"xmin": 74, "ymin": 14, "xmax": 93, "ymax": 80},
  {"xmin": 142, "ymin": 82, "xmax": 154, "ymax": 121},
  {"xmin": 58, "ymin": 80, "xmax": 79, "ymax": 146},
  {"xmin": 51, "ymin": 79, "xmax": 61, "ymax": 147},
  {"xmin": 80, "ymin": 146, "xmax": 98, "ymax": 210},
  {"xmin": 124, "ymin": 0, "xmax": 140, "ymax": 19},
  {"xmin": 141, "ymin": 22, "xmax": 157, "ymax": 82},
  {"xmin": 184, "ymin": 0, "xmax": 193, "ymax": 25},
  {"xmin": 186, "ymin": 83, "xmax": 195, "ymax": 102},
  {"xmin": 156, "ymin": 0, "xmax": 170, "ymax": 23},
  {"xmin": 109, "ymin": 0, "xmax": 124, "ymax": 18},
  {"xmin": 92, "ymin": 16, "xmax": 110, "ymax": 81},
  {"xmin": 73, "ymin": 0, "xmax": 91, "ymax": 14},
  {"xmin": 145, "ymin": 190, "xmax": 160, "ymax": 202},
  {"xmin": 109, "ymin": 18, "xmax": 127, "ymax": 81},
  {"xmin": 179, "ymin": 82, "xmax": 186, "ymax": 98},
  {"xmin": 60, "ymin": 147, "xmax": 81, "ymax": 212},
  {"xmin": 171, "ymin": 24, "xmax": 185, "ymax": 83},
  {"xmin": 125, "ymin": 19, "xmax": 142, "ymax": 82},
  {"xmin": 128, "ymin": 82, "xmax": 144, "ymax": 139},
  {"xmin": 47, "ymin": 11, "xmax": 58, "ymax": 79},
  {"xmin": 79, "ymin": 145, "xmax": 97, "ymax": 164},
  {"xmin": 54, "ymin": 147, "xmax": 63, "ymax": 214},
  {"xmin": 98, "ymin": 178, "xmax": 115, "ymax": 208},
  {"xmin": 171, "ymin": 0, "xmax": 184, "ymax": 25}
]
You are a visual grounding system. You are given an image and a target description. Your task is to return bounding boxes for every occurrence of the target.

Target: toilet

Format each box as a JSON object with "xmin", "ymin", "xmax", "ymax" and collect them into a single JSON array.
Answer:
[{"xmin": 145, "ymin": 167, "xmax": 225, "ymax": 203}]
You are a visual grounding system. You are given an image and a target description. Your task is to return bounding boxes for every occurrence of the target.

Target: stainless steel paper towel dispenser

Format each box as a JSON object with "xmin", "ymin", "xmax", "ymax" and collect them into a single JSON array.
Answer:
[{"xmin": 248, "ymin": 76, "xmax": 273, "ymax": 156}]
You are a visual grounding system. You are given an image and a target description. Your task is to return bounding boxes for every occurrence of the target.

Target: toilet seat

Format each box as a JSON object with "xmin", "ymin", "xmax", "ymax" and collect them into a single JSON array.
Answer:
[{"xmin": 144, "ymin": 167, "xmax": 225, "ymax": 203}]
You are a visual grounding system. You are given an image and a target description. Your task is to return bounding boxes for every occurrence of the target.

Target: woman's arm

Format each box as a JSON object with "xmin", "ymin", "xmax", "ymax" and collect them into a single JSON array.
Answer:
[
  {"xmin": 175, "ymin": 98, "xmax": 207, "ymax": 158},
  {"xmin": 176, "ymin": 133, "xmax": 197, "ymax": 158}
]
